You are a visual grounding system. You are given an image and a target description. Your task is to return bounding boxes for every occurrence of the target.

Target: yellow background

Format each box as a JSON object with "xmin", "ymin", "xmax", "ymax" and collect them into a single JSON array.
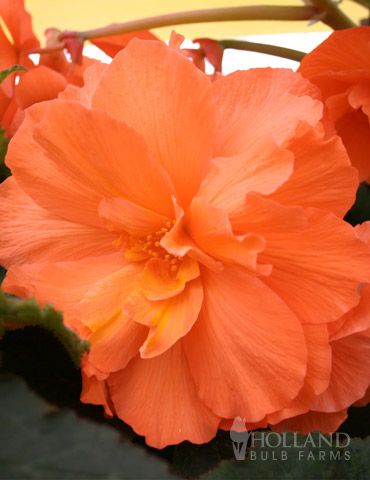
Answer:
[{"xmin": 25, "ymin": 0, "xmax": 367, "ymax": 44}]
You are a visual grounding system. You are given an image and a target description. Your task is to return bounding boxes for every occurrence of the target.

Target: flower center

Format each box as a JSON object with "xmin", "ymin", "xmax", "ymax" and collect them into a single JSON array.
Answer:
[{"xmin": 114, "ymin": 220, "xmax": 182, "ymax": 271}]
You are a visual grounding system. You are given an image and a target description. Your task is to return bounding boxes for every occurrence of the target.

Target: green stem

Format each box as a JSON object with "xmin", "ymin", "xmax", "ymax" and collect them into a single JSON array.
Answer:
[
  {"xmin": 0, "ymin": 291, "xmax": 89, "ymax": 367},
  {"xmin": 310, "ymin": 0, "xmax": 357, "ymax": 29},
  {"xmin": 78, "ymin": 5, "xmax": 317, "ymax": 41},
  {"xmin": 219, "ymin": 39, "xmax": 305, "ymax": 62}
]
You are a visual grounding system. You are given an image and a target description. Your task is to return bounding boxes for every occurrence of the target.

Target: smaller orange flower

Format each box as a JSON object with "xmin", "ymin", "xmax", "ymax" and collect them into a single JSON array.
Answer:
[
  {"xmin": 299, "ymin": 27, "xmax": 370, "ymax": 182},
  {"xmin": 0, "ymin": 0, "xmax": 39, "ymax": 134},
  {"xmin": 0, "ymin": 2, "xmax": 98, "ymax": 137},
  {"xmin": 184, "ymin": 38, "xmax": 224, "ymax": 75}
]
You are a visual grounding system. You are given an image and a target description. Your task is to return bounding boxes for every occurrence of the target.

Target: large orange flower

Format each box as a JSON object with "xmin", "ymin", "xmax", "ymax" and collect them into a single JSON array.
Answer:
[
  {"xmin": 1, "ymin": 39, "xmax": 370, "ymax": 448},
  {"xmin": 298, "ymin": 27, "xmax": 370, "ymax": 183}
]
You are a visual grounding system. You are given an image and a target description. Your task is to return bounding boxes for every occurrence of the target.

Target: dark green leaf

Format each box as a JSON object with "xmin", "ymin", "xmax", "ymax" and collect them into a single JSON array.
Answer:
[
  {"xmin": 0, "ymin": 65, "xmax": 27, "ymax": 84},
  {"xmin": 0, "ymin": 375, "xmax": 177, "ymax": 479},
  {"xmin": 0, "ymin": 290, "xmax": 89, "ymax": 367},
  {"xmin": 0, "ymin": 126, "xmax": 10, "ymax": 181},
  {"xmin": 201, "ymin": 431, "xmax": 370, "ymax": 480},
  {"xmin": 172, "ymin": 431, "xmax": 234, "ymax": 479}
]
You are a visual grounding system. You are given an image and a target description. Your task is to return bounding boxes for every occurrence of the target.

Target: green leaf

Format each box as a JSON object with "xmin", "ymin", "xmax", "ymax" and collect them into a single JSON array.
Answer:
[
  {"xmin": 0, "ymin": 375, "xmax": 177, "ymax": 479},
  {"xmin": 201, "ymin": 431, "xmax": 370, "ymax": 480},
  {"xmin": 0, "ymin": 290, "xmax": 89, "ymax": 367},
  {"xmin": 172, "ymin": 431, "xmax": 234, "ymax": 479},
  {"xmin": 0, "ymin": 126, "xmax": 10, "ymax": 181},
  {"xmin": 0, "ymin": 65, "xmax": 27, "ymax": 84}
]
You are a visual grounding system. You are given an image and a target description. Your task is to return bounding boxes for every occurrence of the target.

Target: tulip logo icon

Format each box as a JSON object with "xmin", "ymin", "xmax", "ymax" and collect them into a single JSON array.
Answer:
[{"xmin": 230, "ymin": 417, "xmax": 251, "ymax": 460}]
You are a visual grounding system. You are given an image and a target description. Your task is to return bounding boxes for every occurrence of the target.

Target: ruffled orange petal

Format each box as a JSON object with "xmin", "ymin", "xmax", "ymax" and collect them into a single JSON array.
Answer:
[
  {"xmin": 88, "ymin": 314, "xmax": 147, "ymax": 374},
  {"xmin": 230, "ymin": 193, "xmax": 307, "ymax": 236},
  {"xmin": 99, "ymin": 197, "xmax": 171, "ymax": 237},
  {"xmin": 58, "ymin": 63, "xmax": 108, "ymax": 106},
  {"xmin": 298, "ymin": 27, "xmax": 370, "ymax": 80},
  {"xmin": 354, "ymin": 385, "xmax": 370, "ymax": 407},
  {"xmin": 271, "ymin": 410, "xmax": 348, "ymax": 435},
  {"xmin": 33, "ymin": 253, "xmax": 127, "ymax": 312},
  {"xmin": 312, "ymin": 331, "xmax": 370, "ymax": 412},
  {"xmin": 64, "ymin": 56, "xmax": 99, "ymax": 88},
  {"xmin": 184, "ymin": 266, "xmax": 307, "ymax": 422},
  {"xmin": 187, "ymin": 196, "xmax": 266, "ymax": 271},
  {"xmin": 349, "ymin": 81, "xmax": 370, "ymax": 121},
  {"xmin": 92, "ymin": 39, "xmax": 216, "ymax": 208},
  {"xmin": 6, "ymin": 103, "xmax": 105, "ymax": 227},
  {"xmin": 34, "ymin": 100, "xmax": 175, "ymax": 217},
  {"xmin": 268, "ymin": 128, "xmax": 358, "ymax": 217},
  {"xmin": 14, "ymin": 66, "xmax": 67, "ymax": 109},
  {"xmin": 76, "ymin": 264, "xmax": 148, "ymax": 372},
  {"xmin": 0, "ymin": 177, "xmax": 117, "ymax": 268},
  {"xmin": 267, "ymin": 324, "xmax": 332, "ymax": 424},
  {"xmin": 138, "ymin": 256, "xmax": 199, "ymax": 301},
  {"xmin": 161, "ymin": 208, "xmax": 223, "ymax": 271},
  {"xmin": 108, "ymin": 341, "xmax": 221, "ymax": 448},
  {"xmin": 212, "ymin": 68, "xmax": 322, "ymax": 158},
  {"xmin": 80, "ymin": 358, "xmax": 114, "ymax": 416},
  {"xmin": 198, "ymin": 136, "xmax": 294, "ymax": 215},
  {"xmin": 76, "ymin": 263, "xmax": 141, "ymax": 329},
  {"xmin": 356, "ymin": 221, "xmax": 370, "ymax": 244},
  {"xmin": 329, "ymin": 284, "xmax": 370, "ymax": 341},
  {"xmin": 136, "ymin": 277, "xmax": 203, "ymax": 358},
  {"xmin": 260, "ymin": 208, "xmax": 370, "ymax": 324},
  {"xmin": 2, "ymin": 263, "xmax": 41, "ymax": 298}
]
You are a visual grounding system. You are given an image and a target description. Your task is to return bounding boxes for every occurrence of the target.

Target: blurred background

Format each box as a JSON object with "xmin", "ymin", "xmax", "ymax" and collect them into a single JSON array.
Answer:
[{"xmin": 24, "ymin": 1, "xmax": 369, "ymax": 71}]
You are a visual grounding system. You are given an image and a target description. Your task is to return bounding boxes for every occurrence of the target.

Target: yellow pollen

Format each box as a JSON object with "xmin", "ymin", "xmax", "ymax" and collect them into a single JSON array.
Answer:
[{"xmin": 118, "ymin": 220, "xmax": 184, "ymax": 265}]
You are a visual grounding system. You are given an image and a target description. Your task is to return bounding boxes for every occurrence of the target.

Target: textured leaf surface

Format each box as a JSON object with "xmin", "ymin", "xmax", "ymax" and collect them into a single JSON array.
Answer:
[
  {"xmin": 0, "ymin": 291, "xmax": 89, "ymax": 367},
  {"xmin": 201, "ymin": 432, "xmax": 370, "ymax": 480},
  {"xmin": 0, "ymin": 376, "xmax": 177, "ymax": 479}
]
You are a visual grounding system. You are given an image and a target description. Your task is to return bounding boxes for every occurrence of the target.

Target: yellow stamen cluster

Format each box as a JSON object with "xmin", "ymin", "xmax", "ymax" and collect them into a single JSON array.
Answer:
[{"xmin": 123, "ymin": 220, "xmax": 183, "ymax": 270}]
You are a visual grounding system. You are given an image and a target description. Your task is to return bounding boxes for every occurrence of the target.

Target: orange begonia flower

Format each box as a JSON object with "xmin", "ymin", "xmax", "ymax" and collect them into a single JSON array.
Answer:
[
  {"xmin": 1, "ymin": 39, "xmax": 370, "ymax": 448},
  {"xmin": 299, "ymin": 27, "xmax": 370, "ymax": 183}
]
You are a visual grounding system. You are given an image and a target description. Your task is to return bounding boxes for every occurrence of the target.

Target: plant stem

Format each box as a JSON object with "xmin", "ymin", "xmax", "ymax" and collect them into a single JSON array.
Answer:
[
  {"xmin": 310, "ymin": 0, "xmax": 356, "ymax": 29},
  {"xmin": 77, "ymin": 5, "xmax": 317, "ymax": 41},
  {"xmin": 219, "ymin": 39, "xmax": 306, "ymax": 62}
]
